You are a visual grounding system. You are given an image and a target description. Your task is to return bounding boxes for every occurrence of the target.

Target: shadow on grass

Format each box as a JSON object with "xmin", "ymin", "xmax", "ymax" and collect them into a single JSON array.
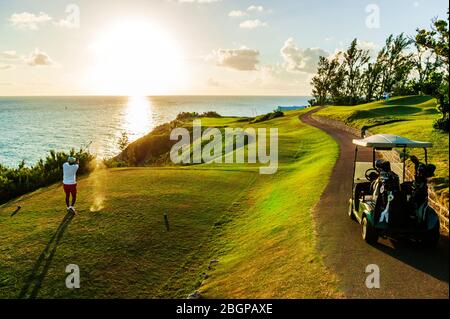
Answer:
[
  {"xmin": 386, "ymin": 95, "xmax": 434, "ymax": 106},
  {"xmin": 431, "ymin": 177, "xmax": 449, "ymax": 190},
  {"xmin": 422, "ymin": 108, "xmax": 439, "ymax": 115},
  {"xmin": 361, "ymin": 119, "xmax": 408, "ymax": 131},
  {"xmin": 349, "ymin": 107, "xmax": 422, "ymax": 122},
  {"xmin": 372, "ymin": 106, "xmax": 423, "ymax": 116},
  {"xmin": 18, "ymin": 211, "xmax": 75, "ymax": 299},
  {"xmin": 374, "ymin": 234, "xmax": 449, "ymax": 283}
]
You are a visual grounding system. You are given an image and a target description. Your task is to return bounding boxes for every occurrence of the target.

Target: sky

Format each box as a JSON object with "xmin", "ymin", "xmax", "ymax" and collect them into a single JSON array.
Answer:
[{"xmin": 0, "ymin": 0, "xmax": 448, "ymax": 96}]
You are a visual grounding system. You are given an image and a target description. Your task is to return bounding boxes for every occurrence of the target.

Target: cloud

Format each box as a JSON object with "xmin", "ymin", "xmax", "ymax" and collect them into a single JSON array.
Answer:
[
  {"xmin": 23, "ymin": 81, "xmax": 53, "ymax": 86},
  {"xmin": 281, "ymin": 38, "xmax": 328, "ymax": 73},
  {"xmin": 8, "ymin": 11, "xmax": 79, "ymax": 30},
  {"xmin": 229, "ymin": 10, "xmax": 248, "ymax": 18},
  {"xmin": 207, "ymin": 78, "xmax": 220, "ymax": 87},
  {"xmin": 213, "ymin": 48, "xmax": 260, "ymax": 71},
  {"xmin": 0, "ymin": 50, "xmax": 19, "ymax": 60},
  {"xmin": 176, "ymin": 0, "xmax": 222, "ymax": 3},
  {"xmin": 9, "ymin": 12, "xmax": 52, "ymax": 30},
  {"xmin": 0, "ymin": 64, "xmax": 14, "ymax": 70},
  {"xmin": 239, "ymin": 19, "xmax": 267, "ymax": 29},
  {"xmin": 247, "ymin": 5, "xmax": 264, "ymax": 12},
  {"xmin": 25, "ymin": 49, "xmax": 54, "ymax": 66},
  {"xmin": 330, "ymin": 40, "xmax": 379, "ymax": 61},
  {"xmin": 0, "ymin": 49, "xmax": 56, "ymax": 68},
  {"xmin": 53, "ymin": 18, "xmax": 78, "ymax": 29},
  {"xmin": 357, "ymin": 40, "xmax": 378, "ymax": 51}
]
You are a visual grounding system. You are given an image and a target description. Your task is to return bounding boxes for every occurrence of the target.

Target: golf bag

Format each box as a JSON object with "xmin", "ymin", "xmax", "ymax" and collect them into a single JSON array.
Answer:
[
  {"xmin": 410, "ymin": 156, "xmax": 436, "ymax": 226},
  {"xmin": 373, "ymin": 160, "xmax": 403, "ymax": 225}
]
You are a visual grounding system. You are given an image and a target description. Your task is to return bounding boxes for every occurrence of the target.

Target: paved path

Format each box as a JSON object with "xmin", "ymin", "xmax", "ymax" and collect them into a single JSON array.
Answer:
[{"xmin": 301, "ymin": 107, "xmax": 449, "ymax": 298}]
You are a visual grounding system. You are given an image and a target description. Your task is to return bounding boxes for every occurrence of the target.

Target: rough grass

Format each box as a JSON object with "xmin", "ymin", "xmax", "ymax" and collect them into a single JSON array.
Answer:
[
  {"xmin": 315, "ymin": 96, "xmax": 449, "ymax": 206},
  {"xmin": 0, "ymin": 109, "xmax": 340, "ymax": 298}
]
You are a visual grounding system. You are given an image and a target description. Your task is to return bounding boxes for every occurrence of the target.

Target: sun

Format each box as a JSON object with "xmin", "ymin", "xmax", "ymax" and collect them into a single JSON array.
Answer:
[{"xmin": 88, "ymin": 20, "xmax": 186, "ymax": 96}]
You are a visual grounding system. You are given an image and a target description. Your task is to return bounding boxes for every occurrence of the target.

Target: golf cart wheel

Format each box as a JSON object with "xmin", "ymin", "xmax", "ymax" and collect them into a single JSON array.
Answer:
[
  {"xmin": 423, "ymin": 221, "xmax": 440, "ymax": 249},
  {"xmin": 362, "ymin": 216, "xmax": 378, "ymax": 244},
  {"xmin": 348, "ymin": 200, "xmax": 356, "ymax": 221}
]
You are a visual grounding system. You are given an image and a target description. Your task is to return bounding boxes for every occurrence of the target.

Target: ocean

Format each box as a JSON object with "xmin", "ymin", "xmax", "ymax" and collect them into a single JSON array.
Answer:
[{"xmin": 0, "ymin": 95, "xmax": 310, "ymax": 167}]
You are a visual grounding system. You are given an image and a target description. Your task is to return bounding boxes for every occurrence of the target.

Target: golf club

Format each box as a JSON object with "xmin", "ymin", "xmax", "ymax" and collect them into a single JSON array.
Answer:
[{"xmin": 80, "ymin": 141, "xmax": 93, "ymax": 153}]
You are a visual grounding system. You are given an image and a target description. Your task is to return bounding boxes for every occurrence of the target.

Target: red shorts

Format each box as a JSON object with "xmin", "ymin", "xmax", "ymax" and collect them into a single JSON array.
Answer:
[{"xmin": 63, "ymin": 184, "xmax": 77, "ymax": 196}]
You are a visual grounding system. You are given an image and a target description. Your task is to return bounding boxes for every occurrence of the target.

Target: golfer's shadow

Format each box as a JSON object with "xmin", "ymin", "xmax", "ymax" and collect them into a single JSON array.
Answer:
[{"xmin": 18, "ymin": 211, "xmax": 75, "ymax": 299}]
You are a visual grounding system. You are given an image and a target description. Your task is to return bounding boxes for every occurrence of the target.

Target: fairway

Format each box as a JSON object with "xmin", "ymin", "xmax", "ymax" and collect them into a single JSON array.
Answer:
[
  {"xmin": 0, "ymin": 110, "xmax": 340, "ymax": 298},
  {"xmin": 0, "ymin": 168, "xmax": 256, "ymax": 298},
  {"xmin": 200, "ymin": 111, "xmax": 341, "ymax": 298}
]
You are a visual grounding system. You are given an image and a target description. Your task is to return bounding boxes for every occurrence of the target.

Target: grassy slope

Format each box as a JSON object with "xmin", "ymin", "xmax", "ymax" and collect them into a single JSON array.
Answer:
[
  {"xmin": 0, "ymin": 109, "xmax": 340, "ymax": 298},
  {"xmin": 315, "ymin": 96, "xmax": 449, "ymax": 205},
  {"xmin": 200, "ymin": 112, "xmax": 341, "ymax": 298}
]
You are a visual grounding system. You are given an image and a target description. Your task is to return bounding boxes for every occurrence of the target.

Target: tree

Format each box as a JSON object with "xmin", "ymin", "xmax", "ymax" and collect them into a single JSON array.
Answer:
[
  {"xmin": 362, "ymin": 61, "xmax": 382, "ymax": 102},
  {"xmin": 329, "ymin": 57, "xmax": 346, "ymax": 104},
  {"xmin": 307, "ymin": 98, "xmax": 317, "ymax": 106},
  {"xmin": 309, "ymin": 10, "xmax": 448, "ymax": 114},
  {"xmin": 412, "ymin": 42, "xmax": 443, "ymax": 94},
  {"xmin": 377, "ymin": 34, "xmax": 413, "ymax": 97},
  {"xmin": 416, "ymin": 14, "xmax": 449, "ymax": 66},
  {"xmin": 118, "ymin": 131, "xmax": 129, "ymax": 151},
  {"xmin": 311, "ymin": 35, "xmax": 413, "ymax": 105},
  {"xmin": 311, "ymin": 56, "xmax": 332, "ymax": 106},
  {"xmin": 343, "ymin": 39, "xmax": 370, "ymax": 104},
  {"xmin": 416, "ymin": 11, "xmax": 449, "ymax": 131},
  {"xmin": 311, "ymin": 54, "xmax": 345, "ymax": 106}
]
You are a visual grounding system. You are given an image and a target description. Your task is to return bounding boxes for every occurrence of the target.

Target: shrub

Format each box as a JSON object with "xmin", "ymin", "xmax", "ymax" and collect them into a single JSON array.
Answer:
[
  {"xmin": 250, "ymin": 110, "xmax": 284, "ymax": 123},
  {"xmin": 176, "ymin": 112, "xmax": 199, "ymax": 121},
  {"xmin": 433, "ymin": 116, "xmax": 449, "ymax": 132},
  {"xmin": 0, "ymin": 149, "xmax": 94, "ymax": 204},
  {"xmin": 115, "ymin": 111, "xmax": 223, "ymax": 166},
  {"xmin": 200, "ymin": 111, "xmax": 221, "ymax": 118}
]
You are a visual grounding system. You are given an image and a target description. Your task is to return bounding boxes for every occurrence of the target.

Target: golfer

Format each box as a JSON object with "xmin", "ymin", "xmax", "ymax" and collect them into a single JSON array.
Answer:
[{"xmin": 63, "ymin": 156, "xmax": 79, "ymax": 213}]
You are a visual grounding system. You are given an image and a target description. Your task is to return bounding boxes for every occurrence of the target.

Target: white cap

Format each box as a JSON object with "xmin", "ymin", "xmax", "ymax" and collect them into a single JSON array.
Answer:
[{"xmin": 68, "ymin": 156, "xmax": 76, "ymax": 164}]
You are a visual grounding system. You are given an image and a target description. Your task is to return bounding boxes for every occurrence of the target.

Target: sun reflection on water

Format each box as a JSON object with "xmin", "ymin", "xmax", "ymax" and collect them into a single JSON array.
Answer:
[{"xmin": 123, "ymin": 95, "xmax": 154, "ymax": 142}]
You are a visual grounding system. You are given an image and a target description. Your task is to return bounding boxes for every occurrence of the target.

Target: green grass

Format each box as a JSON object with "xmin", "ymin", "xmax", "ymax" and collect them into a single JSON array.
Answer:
[
  {"xmin": 200, "ymin": 112, "xmax": 340, "ymax": 298},
  {"xmin": 0, "ymin": 109, "xmax": 340, "ymax": 298},
  {"xmin": 315, "ymin": 95, "xmax": 448, "ymax": 206},
  {"xmin": 0, "ymin": 168, "xmax": 254, "ymax": 298}
]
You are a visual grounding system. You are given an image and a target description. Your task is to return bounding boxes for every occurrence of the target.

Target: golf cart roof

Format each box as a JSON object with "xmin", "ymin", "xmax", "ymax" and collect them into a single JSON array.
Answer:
[{"xmin": 353, "ymin": 134, "xmax": 432, "ymax": 148}]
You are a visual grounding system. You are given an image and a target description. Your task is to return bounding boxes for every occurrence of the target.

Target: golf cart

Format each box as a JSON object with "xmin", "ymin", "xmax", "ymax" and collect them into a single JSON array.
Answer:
[{"xmin": 348, "ymin": 134, "xmax": 440, "ymax": 247}]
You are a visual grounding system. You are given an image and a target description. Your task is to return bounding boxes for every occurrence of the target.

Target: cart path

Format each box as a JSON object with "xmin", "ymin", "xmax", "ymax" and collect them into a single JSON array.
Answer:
[{"xmin": 301, "ymin": 107, "xmax": 449, "ymax": 298}]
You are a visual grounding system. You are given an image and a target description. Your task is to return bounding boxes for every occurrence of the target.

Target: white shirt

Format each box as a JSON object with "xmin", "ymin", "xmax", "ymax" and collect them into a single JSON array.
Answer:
[{"xmin": 63, "ymin": 162, "xmax": 79, "ymax": 185}]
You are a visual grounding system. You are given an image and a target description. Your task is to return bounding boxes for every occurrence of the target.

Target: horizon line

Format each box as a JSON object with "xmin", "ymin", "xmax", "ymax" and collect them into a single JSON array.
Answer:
[{"xmin": 0, "ymin": 94, "xmax": 313, "ymax": 98}]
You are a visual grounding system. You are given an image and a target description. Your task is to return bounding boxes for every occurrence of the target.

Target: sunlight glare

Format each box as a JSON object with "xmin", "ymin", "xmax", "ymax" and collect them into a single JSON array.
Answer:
[
  {"xmin": 123, "ymin": 95, "xmax": 154, "ymax": 141},
  {"xmin": 89, "ymin": 20, "xmax": 186, "ymax": 95}
]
